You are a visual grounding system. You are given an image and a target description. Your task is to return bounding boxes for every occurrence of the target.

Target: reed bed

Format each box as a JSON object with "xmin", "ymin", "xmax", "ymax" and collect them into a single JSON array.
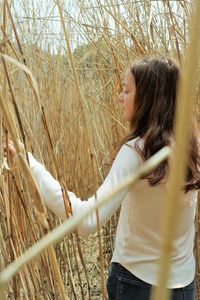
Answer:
[{"xmin": 0, "ymin": 0, "xmax": 199, "ymax": 299}]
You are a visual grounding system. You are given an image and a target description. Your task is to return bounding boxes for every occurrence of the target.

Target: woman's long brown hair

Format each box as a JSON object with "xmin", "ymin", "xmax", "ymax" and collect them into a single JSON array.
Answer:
[{"xmin": 124, "ymin": 56, "xmax": 200, "ymax": 192}]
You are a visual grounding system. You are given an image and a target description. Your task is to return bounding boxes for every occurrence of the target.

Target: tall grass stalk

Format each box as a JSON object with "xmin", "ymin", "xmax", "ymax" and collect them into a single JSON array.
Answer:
[{"xmin": 151, "ymin": 0, "xmax": 200, "ymax": 299}]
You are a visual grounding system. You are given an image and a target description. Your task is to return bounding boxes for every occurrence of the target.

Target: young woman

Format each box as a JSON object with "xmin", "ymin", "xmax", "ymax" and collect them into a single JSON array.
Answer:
[{"xmin": 5, "ymin": 56, "xmax": 200, "ymax": 300}]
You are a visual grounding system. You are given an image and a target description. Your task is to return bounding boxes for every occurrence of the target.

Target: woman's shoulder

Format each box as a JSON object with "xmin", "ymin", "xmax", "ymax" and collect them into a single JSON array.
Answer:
[
  {"xmin": 124, "ymin": 137, "xmax": 144, "ymax": 152},
  {"xmin": 116, "ymin": 137, "xmax": 143, "ymax": 166},
  {"xmin": 125, "ymin": 137, "xmax": 143, "ymax": 145}
]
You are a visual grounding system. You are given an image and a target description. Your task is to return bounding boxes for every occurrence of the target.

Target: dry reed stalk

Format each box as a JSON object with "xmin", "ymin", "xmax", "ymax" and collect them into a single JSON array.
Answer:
[
  {"xmin": 4, "ymin": 0, "xmax": 26, "ymax": 65},
  {"xmin": 150, "ymin": 0, "xmax": 200, "ymax": 299},
  {"xmin": 2, "ymin": 59, "xmax": 26, "ymax": 143},
  {"xmin": 47, "ymin": 246, "xmax": 68, "ymax": 300},
  {"xmin": 0, "ymin": 1, "xmax": 7, "ymax": 167},
  {"xmin": 0, "ymin": 146, "xmax": 171, "ymax": 287}
]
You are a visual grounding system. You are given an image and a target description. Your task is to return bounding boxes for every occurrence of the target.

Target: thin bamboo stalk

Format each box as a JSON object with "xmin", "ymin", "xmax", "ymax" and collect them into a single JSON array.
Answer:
[
  {"xmin": 151, "ymin": 0, "xmax": 200, "ymax": 299},
  {"xmin": 4, "ymin": 0, "xmax": 27, "ymax": 65},
  {"xmin": 47, "ymin": 246, "xmax": 67, "ymax": 300},
  {"xmin": 2, "ymin": 59, "xmax": 26, "ymax": 143},
  {"xmin": 0, "ymin": 0, "xmax": 7, "ymax": 168}
]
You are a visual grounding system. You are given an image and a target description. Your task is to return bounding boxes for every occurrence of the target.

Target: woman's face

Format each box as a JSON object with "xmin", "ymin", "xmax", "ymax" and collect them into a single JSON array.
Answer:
[{"xmin": 118, "ymin": 71, "xmax": 136, "ymax": 122}]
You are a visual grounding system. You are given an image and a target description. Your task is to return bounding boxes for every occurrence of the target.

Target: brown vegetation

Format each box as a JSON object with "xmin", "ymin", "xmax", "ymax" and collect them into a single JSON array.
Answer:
[{"xmin": 0, "ymin": 0, "xmax": 199, "ymax": 299}]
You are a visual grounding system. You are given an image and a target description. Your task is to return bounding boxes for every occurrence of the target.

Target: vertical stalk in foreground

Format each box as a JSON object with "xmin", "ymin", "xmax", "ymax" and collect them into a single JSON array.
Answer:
[
  {"xmin": 0, "ymin": 0, "xmax": 7, "ymax": 166},
  {"xmin": 151, "ymin": 1, "xmax": 200, "ymax": 300}
]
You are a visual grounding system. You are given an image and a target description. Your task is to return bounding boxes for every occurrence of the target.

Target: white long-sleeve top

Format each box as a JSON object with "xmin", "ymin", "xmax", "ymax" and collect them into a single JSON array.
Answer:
[{"xmin": 28, "ymin": 138, "xmax": 197, "ymax": 288}]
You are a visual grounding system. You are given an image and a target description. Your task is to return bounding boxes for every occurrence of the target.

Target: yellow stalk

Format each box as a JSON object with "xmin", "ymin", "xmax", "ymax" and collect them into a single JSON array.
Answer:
[{"xmin": 151, "ymin": 0, "xmax": 200, "ymax": 299}]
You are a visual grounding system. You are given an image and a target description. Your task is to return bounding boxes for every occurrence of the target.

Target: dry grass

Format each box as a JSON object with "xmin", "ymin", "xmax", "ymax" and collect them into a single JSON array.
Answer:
[{"xmin": 0, "ymin": 0, "xmax": 199, "ymax": 299}]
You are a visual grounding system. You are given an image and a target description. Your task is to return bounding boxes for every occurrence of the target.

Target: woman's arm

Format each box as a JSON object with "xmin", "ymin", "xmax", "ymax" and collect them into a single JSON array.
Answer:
[{"xmin": 28, "ymin": 140, "xmax": 140, "ymax": 236}]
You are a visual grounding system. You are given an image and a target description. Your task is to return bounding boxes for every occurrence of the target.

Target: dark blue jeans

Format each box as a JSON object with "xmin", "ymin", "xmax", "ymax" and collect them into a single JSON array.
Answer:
[{"xmin": 106, "ymin": 263, "xmax": 194, "ymax": 300}]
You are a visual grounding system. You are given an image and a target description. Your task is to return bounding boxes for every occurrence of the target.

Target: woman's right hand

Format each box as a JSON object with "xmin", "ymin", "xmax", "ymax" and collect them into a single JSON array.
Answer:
[{"xmin": 3, "ymin": 140, "xmax": 24, "ymax": 157}]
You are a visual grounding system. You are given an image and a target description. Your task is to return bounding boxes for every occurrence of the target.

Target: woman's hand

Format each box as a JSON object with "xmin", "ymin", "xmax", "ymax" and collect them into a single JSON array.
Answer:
[{"xmin": 3, "ymin": 140, "xmax": 24, "ymax": 157}]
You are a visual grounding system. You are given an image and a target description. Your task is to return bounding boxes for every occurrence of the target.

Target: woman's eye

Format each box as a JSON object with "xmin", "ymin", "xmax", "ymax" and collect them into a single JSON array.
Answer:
[{"xmin": 124, "ymin": 90, "xmax": 129, "ymax": 94}]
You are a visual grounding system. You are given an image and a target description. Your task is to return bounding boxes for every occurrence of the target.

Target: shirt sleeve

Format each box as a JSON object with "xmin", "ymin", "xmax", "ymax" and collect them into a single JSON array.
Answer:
[{"xmin": 28, "ymin": 140, "xmax": 140, "ymax": 236}]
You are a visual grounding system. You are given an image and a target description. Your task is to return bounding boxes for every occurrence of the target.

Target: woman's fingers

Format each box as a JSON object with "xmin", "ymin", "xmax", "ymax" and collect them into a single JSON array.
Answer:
[
  {"xmin": 3, "ymin": 140, "xmax": 17, "ymax": 156},
  {"xmin": 3, "ymin": 140, "xmax": 25, "ymax": 157}
]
